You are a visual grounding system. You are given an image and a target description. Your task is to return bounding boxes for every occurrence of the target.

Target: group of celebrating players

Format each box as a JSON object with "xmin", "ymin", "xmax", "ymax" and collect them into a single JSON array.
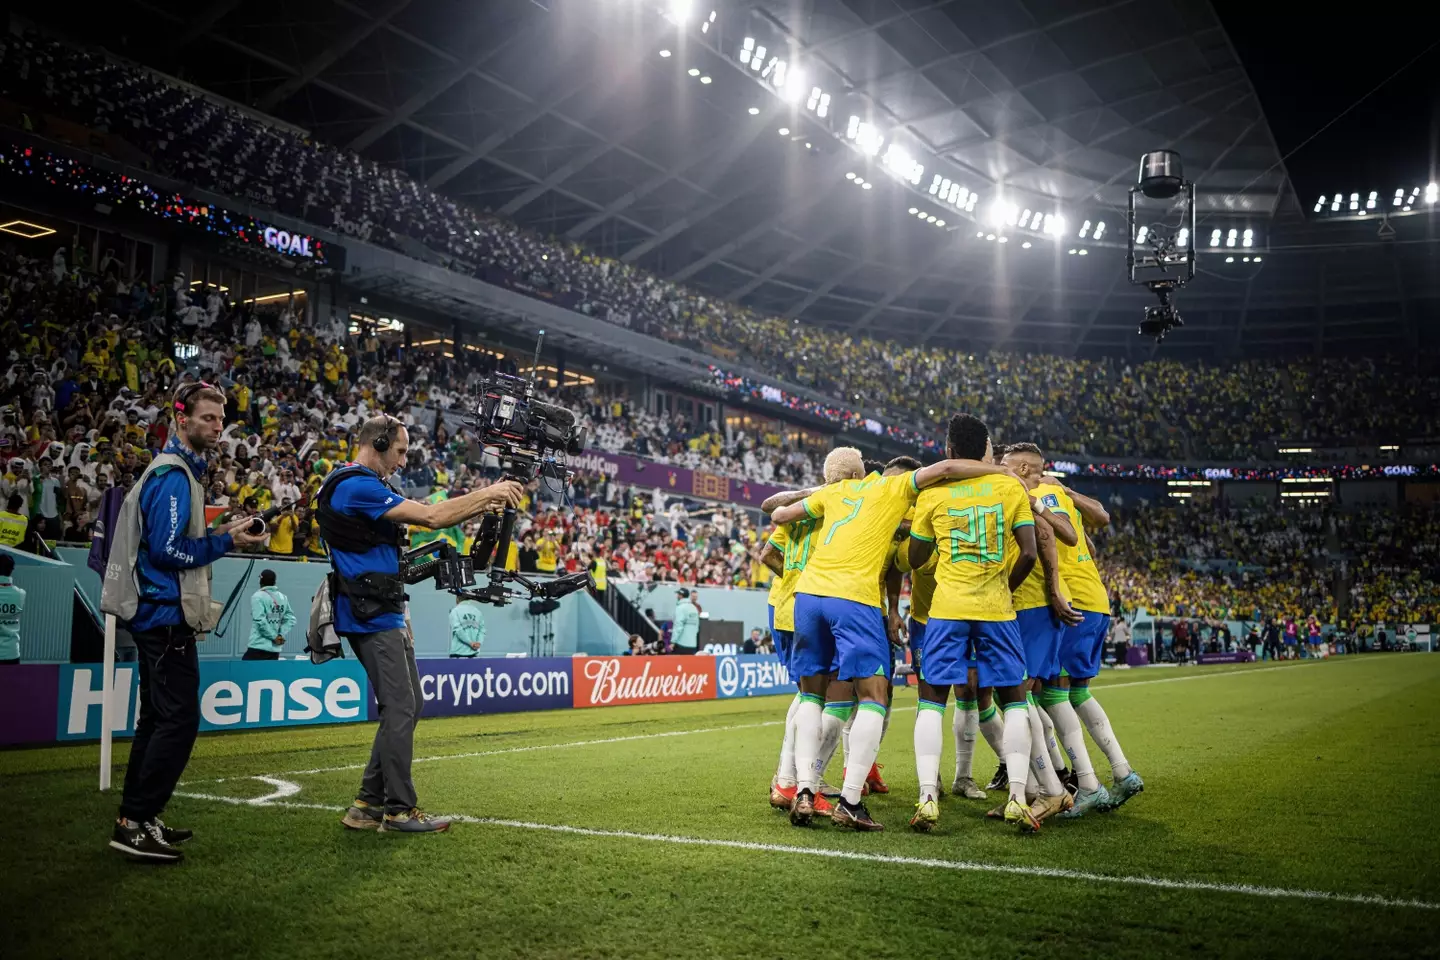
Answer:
[{"xmin": 757, "ymin": 413, "xmax": 1143, "ymax": 833}]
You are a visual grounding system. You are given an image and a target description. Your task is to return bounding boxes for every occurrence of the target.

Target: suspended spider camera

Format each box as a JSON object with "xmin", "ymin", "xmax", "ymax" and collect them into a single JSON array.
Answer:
[{"xmin": 1128, "ymin": 150, "xmax": 1197, "ymax": 342}]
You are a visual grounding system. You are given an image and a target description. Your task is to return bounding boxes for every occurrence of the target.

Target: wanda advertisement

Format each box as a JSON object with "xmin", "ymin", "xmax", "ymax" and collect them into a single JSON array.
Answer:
[{"xmin": 572, "ymin": 656, "xmax": 717, "ymax": 708}]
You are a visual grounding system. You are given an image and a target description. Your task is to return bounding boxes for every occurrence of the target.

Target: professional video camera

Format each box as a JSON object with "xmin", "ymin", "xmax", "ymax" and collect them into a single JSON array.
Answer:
[
  {"xmin": 403, "ymin": 330, "xmax": 592, "ymax": 607},
  {"xmin": 1127, "ymin": 150, "xmax": 1197, "ymax": 343}
]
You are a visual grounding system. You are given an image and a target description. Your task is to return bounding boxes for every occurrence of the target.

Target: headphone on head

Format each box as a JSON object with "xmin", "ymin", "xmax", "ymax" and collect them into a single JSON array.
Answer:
[
  {"xmin": 172, "ymin": 381, "xmax": 217, "ymax": 421},
  {"xmin": 372, "ymin": 415, "xmax": 399, "ymax": 453}
]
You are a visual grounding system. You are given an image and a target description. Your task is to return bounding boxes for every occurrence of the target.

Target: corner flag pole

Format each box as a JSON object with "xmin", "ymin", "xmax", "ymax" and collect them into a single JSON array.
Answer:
[{"xmin": 99, "ymin": 612, "xmax": 116, "ymax": 791}]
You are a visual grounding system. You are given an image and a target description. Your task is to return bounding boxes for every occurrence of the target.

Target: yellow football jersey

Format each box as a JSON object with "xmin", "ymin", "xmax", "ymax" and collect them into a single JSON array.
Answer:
[
  {"xmin": 768, "ymin": 517, "xmax": 822, "ymax": 632},
  {"xmin": 794, "ymin": 471, "xmax": 919, "ymax": 608},
  {"xmin": 912, "ymin": 474, "xmax": 1034, "ymax": 622},
  {"xmin": 893, "ymin": 537, "xmax": 938, "ymax": 624},
  {"xmin": 1011, "ymin": 482, "xmax": 1073, "ymax": 611},
  {"xmin": 1039, "ymin": 486, "xmax": 1110, "ymax": 613}
]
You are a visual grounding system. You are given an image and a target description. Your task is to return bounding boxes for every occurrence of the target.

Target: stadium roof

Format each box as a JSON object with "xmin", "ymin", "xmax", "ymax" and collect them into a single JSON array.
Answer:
[{"xmin": 33, "ymin": 0, "xmax": 1440, "ymax": 358}]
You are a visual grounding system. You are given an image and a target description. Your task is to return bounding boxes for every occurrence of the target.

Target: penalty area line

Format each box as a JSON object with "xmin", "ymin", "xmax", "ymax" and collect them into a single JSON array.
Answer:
[{"xmin": 168, "ymin": 791, "xmax": 1439, "ymax": 913}]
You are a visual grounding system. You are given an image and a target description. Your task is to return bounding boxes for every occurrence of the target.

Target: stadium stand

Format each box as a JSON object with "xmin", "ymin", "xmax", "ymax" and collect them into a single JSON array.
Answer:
[{"xmin": 3, "ymin": 31, "xmax": 1440, "ymax": 464}]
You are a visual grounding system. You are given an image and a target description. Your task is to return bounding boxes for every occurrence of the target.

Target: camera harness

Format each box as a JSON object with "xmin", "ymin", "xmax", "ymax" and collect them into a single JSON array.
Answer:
[{"xmin": 315, "ymin": 462, "xmax": 410, "ymax": 620}]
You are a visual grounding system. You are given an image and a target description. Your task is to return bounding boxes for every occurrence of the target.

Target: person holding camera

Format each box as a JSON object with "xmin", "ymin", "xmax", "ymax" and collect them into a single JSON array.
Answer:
[
  {"xmin": 322, "ymin": 415, "xmax": 522, "ymax": 834},
  {"xmin": 245, "ymin": 569, "xmax": 295, "ymax": 660},
  {"xmin": 101, "ymin": 382, "xmax": 267, "ymax": 863}
]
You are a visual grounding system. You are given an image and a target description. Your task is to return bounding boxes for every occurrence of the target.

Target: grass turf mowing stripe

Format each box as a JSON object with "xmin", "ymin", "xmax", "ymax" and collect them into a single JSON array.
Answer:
[
  {"xmin": 169, "ymin": 791, "xmax": 1440, "ymax": 913},
  {"xmin": 180, "ymin": 659, "xmax": 1336, "ymax": 785}
]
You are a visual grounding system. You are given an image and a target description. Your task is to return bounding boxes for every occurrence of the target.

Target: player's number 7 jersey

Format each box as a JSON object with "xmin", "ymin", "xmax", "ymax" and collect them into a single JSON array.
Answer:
[{"xmin": 793, "ymin": 471, "xmax": 919, "ymax": 609}]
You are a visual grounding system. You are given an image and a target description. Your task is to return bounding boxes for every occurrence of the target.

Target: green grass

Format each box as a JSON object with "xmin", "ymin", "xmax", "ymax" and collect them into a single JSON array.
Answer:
[{"xmin": 4, "ymin": 656, "xmax": 1439, "ymax": 959}]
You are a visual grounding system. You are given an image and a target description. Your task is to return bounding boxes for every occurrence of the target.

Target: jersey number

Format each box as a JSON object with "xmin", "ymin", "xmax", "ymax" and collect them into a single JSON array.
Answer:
[
  {"xmin": 783, "ymin": 518, "xmax": 819, "ymax": 571},
  {"xmin": 823, "ymin": 497, "xmax": 864, "ymax": 546},
  {"xmin": 947, "ymin": 504, "xmax": 1004, "ymax": 564}
]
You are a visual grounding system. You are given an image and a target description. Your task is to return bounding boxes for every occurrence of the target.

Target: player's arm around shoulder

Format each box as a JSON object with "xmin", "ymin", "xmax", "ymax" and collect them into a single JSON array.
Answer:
[
  {"xmin": 770, "ymin": 487, "xmax": 825, "ymax": 526},
  {"xmin": 907, "ymin": 488, "xmax": 940, "ymax": 569}
]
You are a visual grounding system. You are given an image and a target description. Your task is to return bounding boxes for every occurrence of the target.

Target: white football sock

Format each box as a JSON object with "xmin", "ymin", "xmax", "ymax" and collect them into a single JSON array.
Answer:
[
  {"xmin": 978, "ymin": 702, "xmax": 1004, "ymax": 760},
  {"xmin": 793, "ymin": 695, "xmax": 823, "ymax": 795},
  {"xmin": 914, "ymin": 699, "xmax": 945, "ymax": 801},
  {"xmin": 842, "ymin": 702, "xmax": 886, "ymax": 805},
  {"xmin": 953, "ymin": 699, "xmax": 978, "ymax": 781},
  {"xmin": 1026, "ymin": 698, "xmax": 1064, "ymax": 797},
  {"xmin": 1037, "ymin": 702, "xmax": 1068, "ymax": 773},
  {"xmin": 1044, "ymin": 695, "xmax": 1100, "ymax": 791},
  {"xmin": 816, "ymin": 701, "xmax": 852, "ymax": 784},
  {"xmin": 775, "ymin": 694, "xmax": 801, "ymax": 787},
  {"xmin": 840, "ymin": 709, "xmax": 854, "ymax": 767},
  {"xmin": 1001, "ymin": 702, "xmax": 1032, "ymax": 804},
  {"xmin": 1073, "ymin": 689, "xmax": 1132, "ymax": 780}
]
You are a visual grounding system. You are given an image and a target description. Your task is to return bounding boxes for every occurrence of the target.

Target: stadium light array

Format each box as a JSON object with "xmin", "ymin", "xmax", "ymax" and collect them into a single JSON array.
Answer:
[
  {"xmin": 1093, "ymin": 221, "xmax": 1106, "ymax": 240},
  {"xmin": 702, "ymin": 9, "xmax": 715, "ymax": 33},
  {"xmin": 1079, "ymin": 219, "xmax": 1090, "ymax": 238},
  {"xmin": 1226, "ymin": 228, "xmax": 1237, "ymax": 248},
  {"xmin": 747, "ymin": 106, "xmax": 759, "ymax": 115},
  {"xmin": 1209, "ymin": 228, "xmax": 1222, "ymax": 248},
  {"xmin": 1135, "ymin": 225, "xmax": 1149, "ymax": 244},
  {"xmin": 687, "ymin": 67, "xmax": 700, "ymax": 76},
  {"xmin": 1242, "ymin": 228, "xmax": 1253, "ymax": 248},
  {"xmin": 1428, "ymin": 183, "xmax": 1439, "ymax": 203},
  {"xmin": 699, "ymin": 75, "xmax": 712, "ymax": 84},
  {"xmin": 1021, "ymin": 241, "xmax": 1032, "ymax": 249},
  {"xmin": 881, "ymin": 143, "xmax": 924, "ymax": 185},
  {"xmin": 658, "ymin": 49, "xmax": 671, "ymax": 57},
  {"xmin": 668, "ymin": 0, "xmax": 692, "ymax": 23}
]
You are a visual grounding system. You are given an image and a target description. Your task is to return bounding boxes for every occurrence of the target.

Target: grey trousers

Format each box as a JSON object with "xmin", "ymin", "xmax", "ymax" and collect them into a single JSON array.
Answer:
[{"xmin": 347, "ymin": 628, "xmax": 422, "ymax": 814}]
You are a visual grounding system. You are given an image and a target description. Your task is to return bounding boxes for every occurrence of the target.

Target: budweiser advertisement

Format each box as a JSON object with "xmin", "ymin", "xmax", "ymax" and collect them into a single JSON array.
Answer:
[{"xmin": 572, "ymin": 656, "xmax": 716, "ymax": 708}]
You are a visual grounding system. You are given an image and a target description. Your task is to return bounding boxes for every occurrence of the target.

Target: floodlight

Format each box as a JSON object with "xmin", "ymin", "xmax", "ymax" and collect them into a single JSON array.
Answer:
[
  {"xmin": 747, "ymin": 107, "xmax": 759, "ymax": 115},
  {"xmin": 687, "ymin": 67, "xmax": 700, "ymax": 76},
  {"xmin": 1427, "ymin": 183, "xmax": 1439, "ymax": 203},
  {"xmin": 908, "ymin": 207, "xmax": 918, "ymax": 215},
  {"xmin": 1093, "ymin": 221, "xmax": 1106, "ymax": 240},
  {"xmin": 778, "ymin": 127, "xmax": 789, "ymax": 136},
  {"xmin": 1021, "ymin": 241, "xmax": 1032, "ymax": 249},
  {"xmin": 659, "ymin": 49, "xmax": 672, "ymax": 58},
  {"xmin": 935, "ymin": 219, "xmax": 945, "ymax": 227},
  {"xmin": 699, "ymin": 75, "xmax": 711, "ymax": 84},
  {"xmin": 1079, "ymin": 219, "xmax": 1091, "ymax": 238}
]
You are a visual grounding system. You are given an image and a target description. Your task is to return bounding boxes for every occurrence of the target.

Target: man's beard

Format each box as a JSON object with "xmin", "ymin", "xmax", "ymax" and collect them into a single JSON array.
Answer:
[{"xmin": 184, "ymin": 424, "xmax": 216, "ymax": 454}]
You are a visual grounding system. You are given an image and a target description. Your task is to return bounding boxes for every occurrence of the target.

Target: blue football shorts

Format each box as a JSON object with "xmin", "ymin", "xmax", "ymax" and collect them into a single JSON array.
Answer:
[
  {"xmin": 792, "ymin": 593, "xmax": 891, "ymax": 682},
  {"xmin": 920, "ymin": 617, "xmax": 1025, "ymax": 689},
  {"xmin": 1059, "ymin": 611, "xmax": 1111, "ymax": 680}
]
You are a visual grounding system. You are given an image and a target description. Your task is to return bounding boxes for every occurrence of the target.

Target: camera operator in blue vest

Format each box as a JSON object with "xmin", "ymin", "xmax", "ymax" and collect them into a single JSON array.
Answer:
[{"xmin": 320, "ymin": 414, "xmax": 522, "ymax": 834}]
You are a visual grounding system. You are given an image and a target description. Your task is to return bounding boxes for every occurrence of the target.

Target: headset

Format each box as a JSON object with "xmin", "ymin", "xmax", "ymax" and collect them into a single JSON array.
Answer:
[
  {"xmin": 371, "ymin": 415, "xmax": 400, "ymax": 453},
  {"xmin": 172, "ymin": 381, "xmax": 219, "ymax": 421}
]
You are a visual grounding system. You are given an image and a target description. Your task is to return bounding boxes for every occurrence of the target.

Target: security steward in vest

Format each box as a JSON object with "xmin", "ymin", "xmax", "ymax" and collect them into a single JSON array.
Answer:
[
  {"xmin": 322, "ymin": 414, "xmax": 522, "ymax": 834},
  {"xmin": 105, "ymin": 382, "xmax": 268, "ymax": 863}
]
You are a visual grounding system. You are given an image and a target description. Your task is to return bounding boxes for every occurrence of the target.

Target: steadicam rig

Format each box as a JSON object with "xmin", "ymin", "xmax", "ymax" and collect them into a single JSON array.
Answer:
[
  {"xmin": 1128, "ymin": 150, "xmax": 1198, "ymax": 343},
  {"xmin": 447, "ymin": 330, "xmax": 591, "ymax": 607}
]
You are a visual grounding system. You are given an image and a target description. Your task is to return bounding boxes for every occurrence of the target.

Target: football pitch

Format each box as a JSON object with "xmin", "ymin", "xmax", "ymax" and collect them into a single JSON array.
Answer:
[{"xmin": 3, "ymin": 655, "xmax": 1438, "ymax": 959}]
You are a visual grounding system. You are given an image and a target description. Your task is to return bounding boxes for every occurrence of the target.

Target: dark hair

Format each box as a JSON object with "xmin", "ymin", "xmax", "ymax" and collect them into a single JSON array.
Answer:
[
  {"xmin": 0, "ymin": 553, "xmax": 12, "ymax": 576},
  {"xmin": 885, "ymin": 455, "xmax": 922, "ymax": 472},
  {"xmin": 947, "ymin": 413, "xmax": 990, "ymax": 461},
  {"xmin": 1005, "ymin": 441, "xmax": 1043, "ymax": 458},
  {"xmin": 6, "ymin": 494, "xmax": 20, "ymax": 512},
  {"xmin": 259, "ymin": 569, "xmax": 277, "ymax": 587},
  {"xmin": 862, "ymin": 458, "xmax": 884, "ymax": 475}
]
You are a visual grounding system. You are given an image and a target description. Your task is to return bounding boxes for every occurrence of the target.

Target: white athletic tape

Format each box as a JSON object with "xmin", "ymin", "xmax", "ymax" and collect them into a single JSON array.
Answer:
[{"xmin": 168, "ymin": 790, "xmax": 1439, "ymax": 912}]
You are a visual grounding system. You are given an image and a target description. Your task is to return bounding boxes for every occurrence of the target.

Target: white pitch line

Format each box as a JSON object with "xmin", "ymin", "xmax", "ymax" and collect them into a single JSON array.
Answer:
[
  {"xmin": 167, "ymin": 792, "xmax": 1439, "ymax": 913},
  {"xmin": 183, "ymin": 660, "xmax": 1346, "ymax": 786}
]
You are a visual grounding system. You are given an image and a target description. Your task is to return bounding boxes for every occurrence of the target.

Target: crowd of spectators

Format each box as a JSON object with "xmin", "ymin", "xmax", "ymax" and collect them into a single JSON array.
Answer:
[
  {"xmin": 0, "ymin": 241, "xmax": 787, "ymax": 590},
  {"xmin": 5, "ymin": 31, "xmax": 1440, "ymax": 465},
  {"xmin": 1095, "ymin": 499, "xmax": 1440, "ymax": 628}
]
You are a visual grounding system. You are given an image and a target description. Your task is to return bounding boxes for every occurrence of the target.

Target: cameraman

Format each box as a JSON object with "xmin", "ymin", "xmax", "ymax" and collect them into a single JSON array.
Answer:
[{"xmin": 322, "ymin": 415, "xmax": 521, "ymax": 835}]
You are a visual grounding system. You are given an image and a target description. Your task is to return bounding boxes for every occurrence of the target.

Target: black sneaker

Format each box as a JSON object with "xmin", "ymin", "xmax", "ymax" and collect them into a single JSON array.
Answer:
[
  {"xmin": 1060, "ymin": 769, "xmax": 1079, "ymax": 798},
  {"xmin": 110, "ymin": 819, "xmax": 183, "ymax": 863},
  {"xmin": 986, "ymin": 765, "xmax": 1009, "ymax": 791},
  {"xmin": 831, "ymin": 798, "xmax": 884, "ymax": 832},
  {"xmin": 153, "ymin": 817, "xmax": 193, "ymax": 845}
]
